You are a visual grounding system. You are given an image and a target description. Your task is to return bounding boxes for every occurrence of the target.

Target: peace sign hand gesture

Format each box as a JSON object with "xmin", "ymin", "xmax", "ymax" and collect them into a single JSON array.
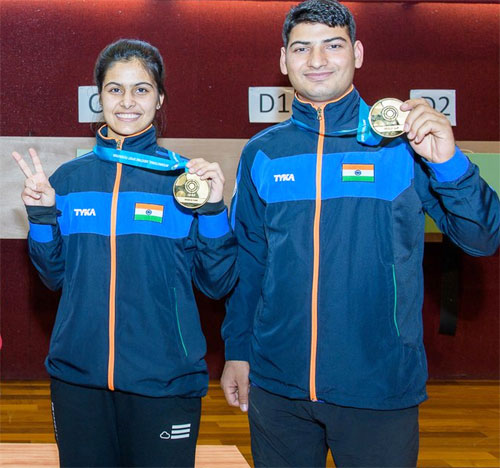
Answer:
[{"xmin": 11, "ymin": 148, "xmax": 55, "ymax": 207}]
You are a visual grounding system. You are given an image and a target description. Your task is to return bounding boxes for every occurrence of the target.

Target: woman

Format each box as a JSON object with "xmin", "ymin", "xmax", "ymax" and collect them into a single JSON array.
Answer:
[{"xmin": 12, "ymin": 39, "xmax": 238, "ymax": 467}]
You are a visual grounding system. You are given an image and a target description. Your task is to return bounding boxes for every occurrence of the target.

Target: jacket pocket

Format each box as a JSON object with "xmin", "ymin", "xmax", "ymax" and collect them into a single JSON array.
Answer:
[
  {"xmin": 50, "ymin": 280, "xmax": 75, "ymax": 345},
  {"xmin": 391, "ymin": 256, "xmax": 424, "ymax": 347},
  {"xmin": 171, "ymin": 287, "xmax": 188, "ymax": 357},
  {"xmin": 391, "ymin": 264, "xmax": 400, "ymax": 338}
]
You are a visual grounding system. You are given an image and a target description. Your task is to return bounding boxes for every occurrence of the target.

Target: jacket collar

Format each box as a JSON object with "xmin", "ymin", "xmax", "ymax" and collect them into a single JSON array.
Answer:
[
  {"xmin": 96, "ymin": 124, "xmax": 158, "ymax": 156},
  {"xmin": 291, "ymin": 86, "xmax": 360, "ymax": 135}
]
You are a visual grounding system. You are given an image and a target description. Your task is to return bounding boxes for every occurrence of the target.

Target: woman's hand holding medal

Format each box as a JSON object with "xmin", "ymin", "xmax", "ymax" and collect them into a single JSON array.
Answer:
[
  {"xmin": 186, "ymin": 159, "xmax": 225, "ymax": 204},
  {"xmin": 173, "ymin": 158, "xmax": 225, "ymax": 209}
]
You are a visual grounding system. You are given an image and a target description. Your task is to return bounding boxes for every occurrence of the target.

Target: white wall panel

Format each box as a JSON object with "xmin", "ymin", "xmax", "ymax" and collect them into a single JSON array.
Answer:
[{"xmin": 2, "ymin": 137, "xmax": 497, "ymax": 239}]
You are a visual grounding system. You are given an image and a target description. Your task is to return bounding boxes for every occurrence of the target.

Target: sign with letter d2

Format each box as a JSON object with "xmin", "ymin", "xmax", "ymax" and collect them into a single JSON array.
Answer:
[
  {"xmin": 409, "ymin": 89, "xmax": 456, "ymax": 126},
  {"xmin": 249, "ymin": 87, "xmax": 294, "ymax": 123}
]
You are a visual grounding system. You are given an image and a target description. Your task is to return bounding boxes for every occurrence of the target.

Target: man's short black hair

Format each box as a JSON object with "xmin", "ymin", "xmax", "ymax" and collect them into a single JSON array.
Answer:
[{"xmin": 282, "ymin": 0, "xmax": 356, "ymax": 47}]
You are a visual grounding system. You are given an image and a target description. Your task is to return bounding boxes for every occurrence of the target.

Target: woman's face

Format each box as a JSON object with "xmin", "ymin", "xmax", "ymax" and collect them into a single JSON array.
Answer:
[{"xmin": 100, "ymin": 58, "xmax": 164, "ymax": 139}]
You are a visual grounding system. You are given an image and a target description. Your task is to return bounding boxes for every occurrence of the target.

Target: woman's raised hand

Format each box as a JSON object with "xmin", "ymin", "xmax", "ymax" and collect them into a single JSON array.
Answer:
[
  {"xmin": 186, "ymin": 158, "xmax": 225, "ymax": 204},
  {"xmin": 11, "ymin": 148, "xmax": 55, "ymax": 207}
]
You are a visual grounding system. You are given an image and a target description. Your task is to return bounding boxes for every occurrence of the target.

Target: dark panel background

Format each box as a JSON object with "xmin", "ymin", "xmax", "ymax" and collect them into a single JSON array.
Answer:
[{"xmin": 1, "ymin": 0, "xmax": 499, "ymax": 139}]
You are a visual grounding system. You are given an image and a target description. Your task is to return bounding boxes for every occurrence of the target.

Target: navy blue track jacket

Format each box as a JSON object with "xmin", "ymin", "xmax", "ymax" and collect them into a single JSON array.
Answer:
[
  {"xmin": 223, "ymin": 88, "xmax": 500, "ymax": 410},
  {"xmin": 27, "ymin": 125, "xmax": 238, "ymax": 397}
]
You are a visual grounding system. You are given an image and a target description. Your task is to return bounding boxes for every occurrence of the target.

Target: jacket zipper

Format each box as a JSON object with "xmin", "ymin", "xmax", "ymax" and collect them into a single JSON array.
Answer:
[
  {"xmin": 309, "ymin": 105, "xmax": 325, "ymax": 402},
  {"xmin": 107, "ymin": 139, "xmax": 123, "ymax": 391}
]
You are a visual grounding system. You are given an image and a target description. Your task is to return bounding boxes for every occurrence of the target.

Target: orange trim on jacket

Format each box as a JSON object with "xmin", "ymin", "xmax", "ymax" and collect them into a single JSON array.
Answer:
[
  {"xmin": 99, "ymin": 126, "xmax": 152, "ymax": 391},
  {"xmin": 295, "ymin": 85, "xmax": 354, "ymax": 402},
  {"xmin": 295, "ymin": 84, "xmax": 354, "ymax": 109},
  {"xmin": 309, "ymin": 104, "xmax": 326, "ymax": 402},
  {"xmin": 107, "ymin": 137, "xmax": 125, "ymax": 391},
  {"xmin": 97, "ymin": 123, "xmax": 153, "ymax": 142}
]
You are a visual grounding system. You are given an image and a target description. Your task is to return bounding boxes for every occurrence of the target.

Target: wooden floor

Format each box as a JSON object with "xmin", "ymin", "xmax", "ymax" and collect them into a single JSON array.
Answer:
[
  {"xmin": 1, "ymin": 380, "xmax": 499, "ymax": 467},
  {"xmin": 0, "ymin": 443, "xmax": 249, "ymax": 468}
]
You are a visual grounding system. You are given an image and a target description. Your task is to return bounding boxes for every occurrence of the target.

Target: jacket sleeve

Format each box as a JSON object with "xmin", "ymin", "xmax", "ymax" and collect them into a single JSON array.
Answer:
[
  {"xmin": 415, "ymin": 147, "xmax": 500, "ymax": 256},
  {"xmin": 26, "ymin": 204, "xmax": 66, "ymax": 291},
  {"xmin": 188, "ymin": 203, "xmax": 238, "ymax": 301},
  {"xmin": 222, "ymin": 147, "xmax": 267, "ymax": 362}
]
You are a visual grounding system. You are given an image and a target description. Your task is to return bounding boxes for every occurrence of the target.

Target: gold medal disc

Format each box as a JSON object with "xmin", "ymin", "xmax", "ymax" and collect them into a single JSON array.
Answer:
[
  {"xmin": 173, "ymin": 172, "xmax": 211, "ymax": 209},
  {"xmin": 368, "ymin": 98, "xmax": 410, "ymax": 138}
]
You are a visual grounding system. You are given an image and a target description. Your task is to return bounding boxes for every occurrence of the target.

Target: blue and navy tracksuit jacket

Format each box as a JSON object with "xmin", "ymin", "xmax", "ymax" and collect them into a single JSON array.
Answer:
[
  {"xmin": 223, "ymin": 88, "xmax": 500, "ymax": 410},
  {"xmin": 27, "ymin": 125, "xmax": 238, "ymax": 398}
]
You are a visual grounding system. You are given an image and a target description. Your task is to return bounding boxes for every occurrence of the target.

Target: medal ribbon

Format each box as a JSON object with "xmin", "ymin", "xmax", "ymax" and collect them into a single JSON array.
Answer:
[
  {"xmin": 93, "ymin": 146, "xmax": 188, "ymax": 172},
  {"xmin": 357, "ymin": 99, "xmax": 383, "ymax": 146},
  {"xmin": 290, "ymin": 98, "xmax": 383, "ymax": 146}
]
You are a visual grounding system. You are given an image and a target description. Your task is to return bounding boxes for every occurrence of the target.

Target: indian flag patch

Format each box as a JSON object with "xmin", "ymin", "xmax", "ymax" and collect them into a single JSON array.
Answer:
[
  {"xmin": 342, "ymin": 164, "xmax": 375, "ymax": 182},
  {"xmin": 134, "ymin": 203, "xmax": 164, "ymax": 223}
]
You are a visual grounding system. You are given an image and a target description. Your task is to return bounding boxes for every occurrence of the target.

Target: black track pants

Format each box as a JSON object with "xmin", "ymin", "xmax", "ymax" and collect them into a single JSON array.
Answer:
[
  {"xmin": 50, "ymin": 378, "xmax": 201, "ymax": 467},
  {"xmin": 249, "ymin": 386, "xmax": 419, "ymax": 468}
]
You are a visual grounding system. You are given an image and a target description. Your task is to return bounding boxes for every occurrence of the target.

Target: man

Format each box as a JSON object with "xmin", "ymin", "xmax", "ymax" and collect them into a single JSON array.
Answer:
[{"xmin": 221, "ymin": 1, "xmax": 500, "ymax": 467}]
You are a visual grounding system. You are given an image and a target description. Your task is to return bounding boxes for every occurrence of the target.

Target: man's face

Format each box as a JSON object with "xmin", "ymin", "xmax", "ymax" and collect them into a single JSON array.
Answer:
[{"xmin": 280, "ymin": 22, "xmax": 363, "ymax": 105}]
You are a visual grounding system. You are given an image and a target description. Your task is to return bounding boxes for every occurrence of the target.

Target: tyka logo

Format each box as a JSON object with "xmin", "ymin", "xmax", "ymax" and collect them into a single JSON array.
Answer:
[
  {"xmin": 74, "ymin": 208, "xmax": 96, "ymax": 216},
  {"xmin": 273, "ymin": 174, "xmax": 295, "ymax": 182}
]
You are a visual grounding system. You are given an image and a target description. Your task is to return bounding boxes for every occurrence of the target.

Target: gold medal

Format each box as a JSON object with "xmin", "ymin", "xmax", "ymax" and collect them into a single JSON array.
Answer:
[
  {"xmin": 173, "ymin": 172, "xmax": 210, "ymax": 209},
  {"xmin": 368, "ymin": 98, "xmax": 410, "ymax": 138}
]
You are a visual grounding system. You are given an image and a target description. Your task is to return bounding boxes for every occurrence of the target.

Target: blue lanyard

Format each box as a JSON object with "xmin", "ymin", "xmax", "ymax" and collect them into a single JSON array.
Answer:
[
  {"xmin": 290, "ymin": 98, "xmax": 383, "ymax": 146},
  {"xmin": 93, "ymin": 145, "xmax": 188, "ymax": 172},
  {"xmin": 357, "ymin": 99, "xmax": 383, "ymax": 146}
]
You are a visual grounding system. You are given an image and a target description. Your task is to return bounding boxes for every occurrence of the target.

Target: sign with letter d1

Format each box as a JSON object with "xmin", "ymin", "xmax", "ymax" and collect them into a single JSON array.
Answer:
[
  {"xmin": 249, "ymin": 87, "xmax": 294, "ymax": 123},
  {"xmin": 78, "ymin": 86, "xmax": 103, "ymax": 123}
]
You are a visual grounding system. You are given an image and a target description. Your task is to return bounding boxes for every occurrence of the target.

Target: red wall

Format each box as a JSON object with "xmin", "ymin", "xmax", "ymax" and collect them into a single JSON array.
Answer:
[
  {"xmin": 1, "ymin": 1, "xmax": 499, "ymax": 139},
  {"xmin": 1, "ymin": 1, "xmax": 499, "ymax": 379}
]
